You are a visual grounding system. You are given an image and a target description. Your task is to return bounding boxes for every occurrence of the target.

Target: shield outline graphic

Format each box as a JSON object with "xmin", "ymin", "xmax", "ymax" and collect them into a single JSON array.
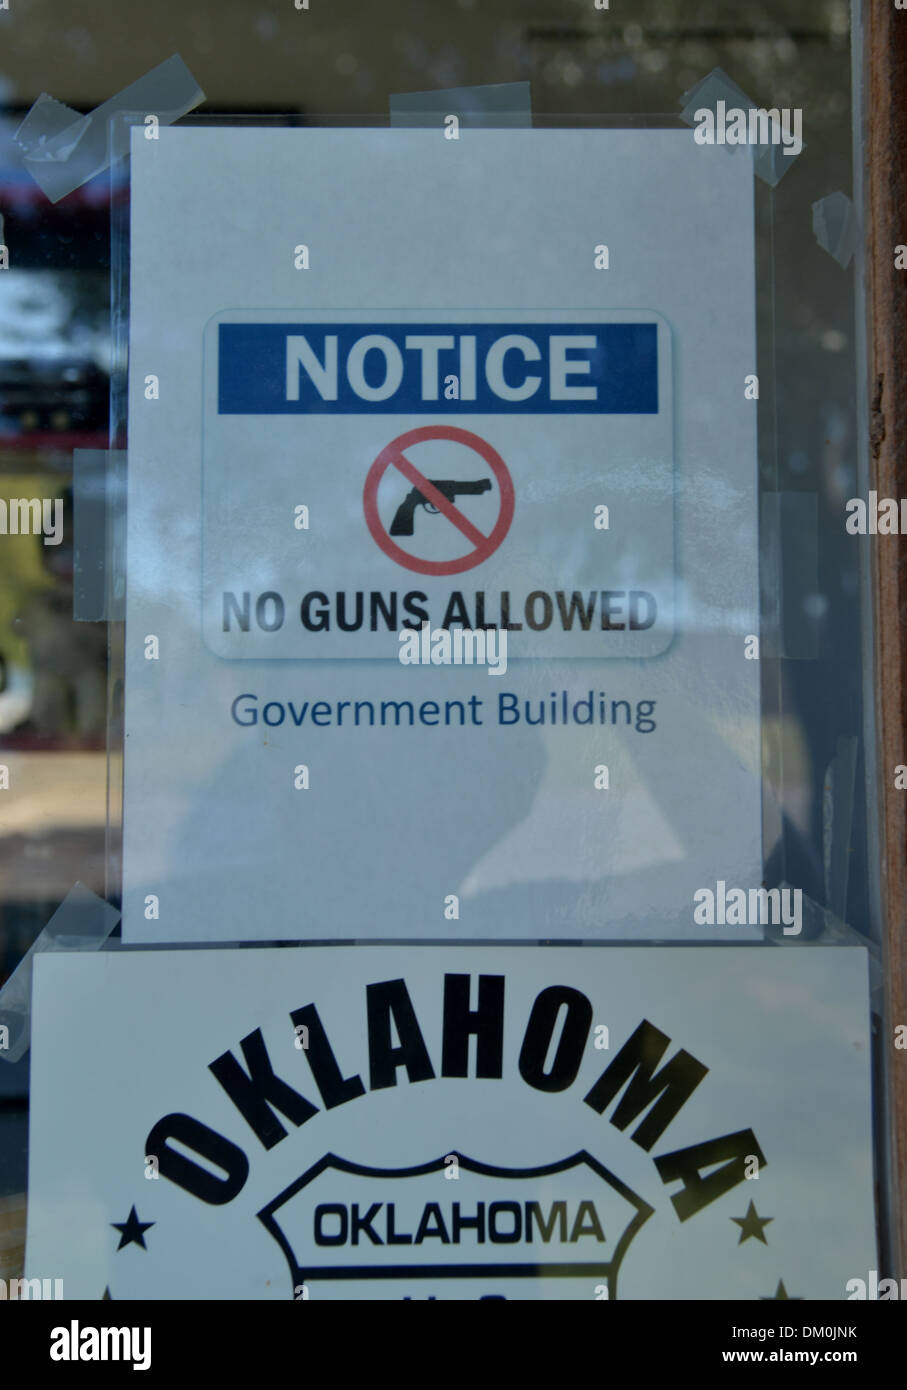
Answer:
[{"xmin": 258, "ymin": 1150, "xmax": 654, "ymax": 1298}]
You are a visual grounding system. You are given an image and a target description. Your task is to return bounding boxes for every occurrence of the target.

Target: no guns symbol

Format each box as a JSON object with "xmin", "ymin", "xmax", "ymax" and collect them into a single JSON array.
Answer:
[{"xmin": 363, "ymin": 424, "xmax": 514, "ymax": 576}]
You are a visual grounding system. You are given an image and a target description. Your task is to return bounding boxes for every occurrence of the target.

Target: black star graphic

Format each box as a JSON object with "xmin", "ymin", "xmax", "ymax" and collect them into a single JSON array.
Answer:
[
  {"xmin": 111, "ymin": 1206, "xmax": 154, "ymax": 1251},
  {"xmin": 732, "ymin": 1201, "xmax": 773, "ymax": 1245},
  {"xmin": 761, "ymin": 1279, "xmax": 802, "ymax": 1300}
]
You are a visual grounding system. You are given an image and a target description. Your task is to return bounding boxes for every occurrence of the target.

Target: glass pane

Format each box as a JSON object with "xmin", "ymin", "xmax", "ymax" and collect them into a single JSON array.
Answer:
[{"xmin": 0, "ymin": 0, "xmax": 892, "ymax": 1323}]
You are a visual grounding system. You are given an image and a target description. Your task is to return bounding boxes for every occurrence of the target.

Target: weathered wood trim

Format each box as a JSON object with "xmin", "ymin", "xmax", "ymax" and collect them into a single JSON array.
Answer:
[{"xmin": 867, "ymin": 0, "xmax": 907, "ymax": 1277}]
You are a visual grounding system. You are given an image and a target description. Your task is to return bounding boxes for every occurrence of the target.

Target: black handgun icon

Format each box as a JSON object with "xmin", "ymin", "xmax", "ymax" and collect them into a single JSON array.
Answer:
[{"xmin": 389, "ymin": 478, "xmax": 492, "ymax": 537}]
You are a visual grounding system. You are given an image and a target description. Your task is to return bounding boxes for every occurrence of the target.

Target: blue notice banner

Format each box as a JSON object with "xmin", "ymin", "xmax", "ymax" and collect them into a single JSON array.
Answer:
[{"xmin": 217, "ymin": 322, "xmax": 658, "ymax": 415}]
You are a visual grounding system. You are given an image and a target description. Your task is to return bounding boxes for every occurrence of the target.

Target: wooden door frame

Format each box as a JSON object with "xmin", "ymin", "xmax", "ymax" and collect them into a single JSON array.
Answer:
[{"xmin": 867, "ymin": 0, "xmax": 907, "ymax": 1276}]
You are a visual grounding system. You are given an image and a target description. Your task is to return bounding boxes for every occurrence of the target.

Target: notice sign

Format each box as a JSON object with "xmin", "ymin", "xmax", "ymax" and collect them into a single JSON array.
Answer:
[
  {"xmin": 124, "ymin": 127, "xmax": 761, "ymax": 942},
  {"xmin": 26, "ymin": 948, "xmax": 874, "ymax": 1300},
  {"xmin": 203, "ymin": 310, "xmax": 672, "ymax": 660}
]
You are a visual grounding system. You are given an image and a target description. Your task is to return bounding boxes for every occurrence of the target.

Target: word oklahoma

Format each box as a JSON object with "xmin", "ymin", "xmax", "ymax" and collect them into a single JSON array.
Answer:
[{"xmin": 145, "ymin": 970, "xmax": 765, "ymax": 1227}]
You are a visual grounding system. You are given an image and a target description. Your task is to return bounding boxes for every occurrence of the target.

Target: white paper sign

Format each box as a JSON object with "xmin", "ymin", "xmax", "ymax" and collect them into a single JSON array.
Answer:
[
  {"xmin": 123, "ymin": 128, "xmax": 762, "ymax": 942},
  {"xmin": 26, "ymin": 947, "xmax": 874, "ymax": 1300}
]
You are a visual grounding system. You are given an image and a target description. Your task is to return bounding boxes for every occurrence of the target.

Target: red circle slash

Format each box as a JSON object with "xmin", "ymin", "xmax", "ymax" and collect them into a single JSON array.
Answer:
[{"xmin": 363, "ymin": 425, "xmax": 514, "ymax": 576}]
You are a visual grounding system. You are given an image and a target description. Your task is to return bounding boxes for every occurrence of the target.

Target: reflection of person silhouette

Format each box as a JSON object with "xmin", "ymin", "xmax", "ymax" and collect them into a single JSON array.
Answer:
[
  {"xmin": 459, "ymin": 654, "xmax": 821, "ymax": 937},
  {"xmin": 133, "ymin": 636, "xmax": 807, "ymax": 941},
  {"xmin": 138, "ymin": 638, "xmax": 541, "ymax": 939},
  {"xmin": 453, "ymin": 506, "xmax": 809, "ymax": 936}
]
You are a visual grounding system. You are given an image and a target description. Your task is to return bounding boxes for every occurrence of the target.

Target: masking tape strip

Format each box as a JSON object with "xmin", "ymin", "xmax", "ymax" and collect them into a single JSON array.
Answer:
[
  {"xmin": 73, "ymin": 450, "xmax": 126, "ymax": 622},
  {"xmin": 679, "ymin": 65, "xmax": 805, "ymax": 188},
  {"xmin": 0, "ymin": 885, "xmax": 119, "ymax": 1064},
  {"xmin": 760, "ymin": 492, "xmax": 819, "ymax": 660},
  {"xmin": 390, "ymin": 81, "xmax": 531, "ymax": 128},
  {"xmin": 812, "ymin": 192, "xmax": 860, "ymax": 269},
  {"xmin": 14, "ymin": 54, "xmax": 205, "ymax": 203}
]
